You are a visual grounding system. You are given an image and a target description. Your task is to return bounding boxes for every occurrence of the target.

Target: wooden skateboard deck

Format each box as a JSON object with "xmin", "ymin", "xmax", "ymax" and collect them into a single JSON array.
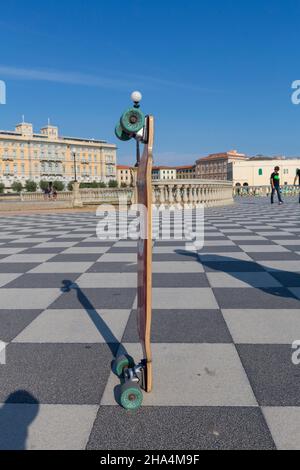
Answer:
[{"xmin": 136, "ymin": 115, "xmax": 154, "ymax": 393}]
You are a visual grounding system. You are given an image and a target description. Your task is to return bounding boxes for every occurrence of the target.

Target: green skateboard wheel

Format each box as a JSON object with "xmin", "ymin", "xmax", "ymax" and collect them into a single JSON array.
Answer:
[
  {"xmin": 114, "ymin": 355, "xmax": 134, "ymax": 377},
  {"xmin": 120, "ymin": 107, "xmax": 145, "ymax": 134},
  {"xmin": 120, "ymin": 382, "xmax": 143, "ymax": 411},
  {"xmin": 115, "ymin": 123, "xmax": 132, "ymax": 141}
]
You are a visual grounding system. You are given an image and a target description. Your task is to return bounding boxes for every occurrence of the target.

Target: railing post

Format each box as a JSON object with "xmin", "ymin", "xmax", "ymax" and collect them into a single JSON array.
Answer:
[
  {"xmin": 175, "ymin": 184, "xmax": 183, "ymax": 209},
  {"xmin": 183, "ymin": 184, "xmax": 189, "ymax": 206},
  {"xmin": 158, "ymin": 184, "xmax": 165, "ymax": 211},
  {"xmin": 72, "ymin": 181, "xmax": 83, "ymax": 208}
]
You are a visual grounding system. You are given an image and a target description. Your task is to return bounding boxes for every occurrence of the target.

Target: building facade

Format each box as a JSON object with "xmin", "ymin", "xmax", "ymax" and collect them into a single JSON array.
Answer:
[
  {"xmin": 230, "ymin": 158, "xmax": 300, "ymax": 187},
  {"xmin": 176, "ymin": 165, "xmax": 196, "ymax": 179},
  {"xmin": 152, "ymin": 166, "xmax": 177, "ymax": 180},
  {"xmin": 196, "ymin": 150, "xmax": 248, "ymax": 180},
  {"xmin": 0, "ymin": 121, "xmax": 117, "ymax": 189},
  {"xmin": 117, "ymin": 165, "xmax": 135, "ymax": 186}
]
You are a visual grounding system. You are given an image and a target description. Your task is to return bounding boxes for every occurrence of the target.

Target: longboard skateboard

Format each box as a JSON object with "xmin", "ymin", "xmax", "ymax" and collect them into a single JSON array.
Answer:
[{"xmin": 114, "ymin": 93, "xmax": 154, "ymax": 410}]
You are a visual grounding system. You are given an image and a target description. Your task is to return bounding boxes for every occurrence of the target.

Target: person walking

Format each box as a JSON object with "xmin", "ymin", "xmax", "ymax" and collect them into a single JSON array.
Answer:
[
  {"xmin": 294, "ymin": 168, "xmax": 300, "ymax": 203},
  {"xmin": 48, "ymin": 182, "xmax": 53, "ymax": 200},
  {"xmin": 270, "ymin": 166, "xmax": 283, "ymax": 205}
]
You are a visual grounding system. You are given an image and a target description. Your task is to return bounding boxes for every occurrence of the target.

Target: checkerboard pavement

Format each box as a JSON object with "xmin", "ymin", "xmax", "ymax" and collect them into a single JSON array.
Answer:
[{"xmin": 0, "ymin": 196, "xmax": 300, "ymax": 450}]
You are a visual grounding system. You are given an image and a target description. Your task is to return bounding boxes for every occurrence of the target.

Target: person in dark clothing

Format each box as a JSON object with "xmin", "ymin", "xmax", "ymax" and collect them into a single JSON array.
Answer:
[
  {"xmin": 270, "ymin": 166, "xmax": 283, "ymax": 205},
  {"xmin": 294, "ymin": 168, "xmax": 300, "ymax": 203}
]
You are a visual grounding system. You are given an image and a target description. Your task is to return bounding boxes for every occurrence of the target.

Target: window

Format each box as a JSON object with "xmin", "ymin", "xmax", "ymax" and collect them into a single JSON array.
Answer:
[{"xmin": 258, "ymin": 169, "xmax": 263, "ymax": 176}]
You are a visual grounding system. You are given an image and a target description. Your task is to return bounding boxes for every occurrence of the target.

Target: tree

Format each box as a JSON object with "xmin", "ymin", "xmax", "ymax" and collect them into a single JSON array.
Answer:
[
  {"xmin": 108, "ymin": 179, "xmax": 118, "ymax": 188},
  {"xmin": 53, "ymin": 180, "xmax": 65, "ymax": 191},
  {"xmin": 11, "ymin": 181, "xmax": 23, "ymax": 193},
  {"xmin": 25, "ymin": 180, "xmax": 37, "ymax": 192},
  {"xmin": 0, "ymin": 183, "xmax": 5, "ymax": 194},
  {"xmin": 39, "ymin": 180, "xmax": 49, "ymax": 192},
  {"xmin": 98, "ymin": 182, "xmax": 107, "ymax": 188},
  {"xmin": 68, "ymin": 181, "xmax": 75, "ymax": 191}
]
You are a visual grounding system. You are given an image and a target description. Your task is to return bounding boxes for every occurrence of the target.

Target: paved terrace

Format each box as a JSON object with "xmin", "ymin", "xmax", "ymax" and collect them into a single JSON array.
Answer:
[{"xmin": 0, "ymin": 197, "xmax": 299, "ymax": 450}]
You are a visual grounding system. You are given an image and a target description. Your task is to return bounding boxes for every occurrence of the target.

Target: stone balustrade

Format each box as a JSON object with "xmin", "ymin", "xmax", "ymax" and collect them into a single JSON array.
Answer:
[
  {"xmin": 234, "ymin": 185, "xmax": 299, "ymax": 197},
  {"xmin": 20, "ymin": 191, "xmax": 73, "ymax": 202},
  {"xmin": 152, "ymin": 180, "xmax": 233, "ymax": 209},
  {"xmin": 19, "ymin": 188, "xmax": 134, "ymax": 206},
  {"xmin": 79, "ymin": 188, "xmax": 133, "ymax": 205},
  {"xmin": 2, "ymin": 180, "xmax": 233, "ymax": 209}
]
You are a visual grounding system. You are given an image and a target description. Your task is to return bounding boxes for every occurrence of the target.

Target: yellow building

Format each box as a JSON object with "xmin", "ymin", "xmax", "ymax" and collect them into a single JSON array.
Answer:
[
  {"xmin": 0, "ymin": 121, "xmax": 117, "ymax": 190},
  {"xmin": 117, "ymin": 165, "xmax": 134, "ymax": 186},
  {"xmin": 230, "ymin": 158, "xmax": 300, "ymax": 187}
]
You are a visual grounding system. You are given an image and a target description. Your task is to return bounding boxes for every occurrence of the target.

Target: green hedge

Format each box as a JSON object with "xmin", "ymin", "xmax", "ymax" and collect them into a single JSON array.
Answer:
[
  {"xmin": 25, "ymin": 180, "xmax": 38, "ymax": 192},
  {"xmin": 11, "ymin": 181, "xmax": 23, "ymax": 193}
]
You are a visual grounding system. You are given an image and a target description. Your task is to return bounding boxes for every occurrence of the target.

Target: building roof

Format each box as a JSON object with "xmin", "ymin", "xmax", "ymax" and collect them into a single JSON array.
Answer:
[
  {"xmin": 249, "ymin": 156, "xmax": 285, "ymax": 161},
  {"xmin": 0, "ymin": 123, "xmax": 114, "ymax": 147},
  {"xmin": 117, "ymin": 165, "xmax": 133, "ymax": 170},
  {"xmin": 152, "ymin": 166, "xmax": 177, "ymax": 170},
  {"xmin": 196, "ymin": 150, "xmax": 247, "ymax": 164},
  {"xmin": 176, "ymin": 165, "xmax": 195, "ymax": 170}
]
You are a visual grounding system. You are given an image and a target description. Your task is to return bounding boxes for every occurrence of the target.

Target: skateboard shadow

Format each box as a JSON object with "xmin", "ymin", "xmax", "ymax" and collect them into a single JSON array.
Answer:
[
  {"xmin": 175, "ymin": 250, "xmax": 300, "ymax": 301},
  {"xmin": 61, "ymin": 280, "xmax": 132, "ymax": 405},
  {"xmin": 0, "ymin": 390, "xmax": 39, "ymax": 450}
]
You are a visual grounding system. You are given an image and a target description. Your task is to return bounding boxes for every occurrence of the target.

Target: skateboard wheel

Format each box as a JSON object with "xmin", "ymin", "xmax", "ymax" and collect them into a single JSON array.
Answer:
[
  {"xmin": 120, "ymin": 383, "xmax": 143, "ymax": 411},
  {"xmin": 115, "ymin": 123, "xmax": 132, "ymax": 141},
  {"xmin": 120, "ymin": 107, "xmax": 145, "ymax": 134},
  {"xmin": 114, "ymin": 355, "xmax": 134, "ymax": 377}
]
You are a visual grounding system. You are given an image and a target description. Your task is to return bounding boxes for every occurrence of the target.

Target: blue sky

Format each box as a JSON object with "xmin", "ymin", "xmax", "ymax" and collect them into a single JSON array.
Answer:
[{"xmin": 0, "ymin": 0, "xmax": 300, "ymax": 165}]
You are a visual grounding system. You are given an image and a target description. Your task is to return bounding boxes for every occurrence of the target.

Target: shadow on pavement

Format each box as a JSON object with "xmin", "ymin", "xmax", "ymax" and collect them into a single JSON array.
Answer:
[
  {"xmin": 0, "ymin": 390, "xmax": 39, "ymax": 450},
  {"xmin": 175, "ymin": 250, "xmax": 300, "ymax": 300},
  {"xmin": 61, "ymin": 280, "xmax": 132, "ymax": 405}
]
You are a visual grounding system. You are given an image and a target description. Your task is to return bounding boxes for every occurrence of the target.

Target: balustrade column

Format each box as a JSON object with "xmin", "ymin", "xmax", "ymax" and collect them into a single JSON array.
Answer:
[
  {"xmin": 182, "ymin": 185, "xmax": 189, "ymax": 206},
  {"xmin": 188, "ymin": 185, "xmax": 194, "ymax": 208},
  {"xmin": 152, "ymin": 186, "xmax": 157, "ymax": 209},
  {"xmin": 158, "ymin": 184, "xmax": 166, "ymax": 211},
  {"xmin": 175, "ymin": 184, "xmax": 183, "ymax": 209},
  {"xmin": 192, "ymin": 186, "xmax": 198, "ymax": 207},
  {"xmin": 168, "ymin": 184, "xmax": 175, "ymax": 210}
]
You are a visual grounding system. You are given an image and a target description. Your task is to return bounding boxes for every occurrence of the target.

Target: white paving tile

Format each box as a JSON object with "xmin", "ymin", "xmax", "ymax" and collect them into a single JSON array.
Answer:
[
  {"xmin": 0, "ymin": 289, "xmax": 60, "ymax": 309},
  {"xmin": 29, "ymin": 262, "xmax": 94, "ymax": 274},
  {"xmin": 222, "ymin": 309, "xmax": 300, "ymax": 344},
  {"xmin": 0, "ymin": 254, "xmax": 56, "ymax": 263},
  {"xmin": 13, "ymin": 309, "xmax": 131, "ymax": 343},
  {"xmin": 0, "ymin": 273, "xmax": 22, "ymax": 288},
  {"xmin": 0, "ymin": 404, "xmax": 98, "ymax": 450},
  {"xmin": 152, "ymin": 288, "xmax": 218, "ymax": 309},
  {"xmin": 263, "ymin": 407, "xmax": 300, "ymax": 450},
  {"xmin": 101, "ymin": 343, "xmax": 257, "ymax": 407}
]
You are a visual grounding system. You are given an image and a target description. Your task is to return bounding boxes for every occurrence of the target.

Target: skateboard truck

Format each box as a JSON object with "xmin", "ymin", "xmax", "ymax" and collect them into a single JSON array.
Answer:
[{"xmin": 114, "ymin": 356, "xmax": 147, "ymax": 411}]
